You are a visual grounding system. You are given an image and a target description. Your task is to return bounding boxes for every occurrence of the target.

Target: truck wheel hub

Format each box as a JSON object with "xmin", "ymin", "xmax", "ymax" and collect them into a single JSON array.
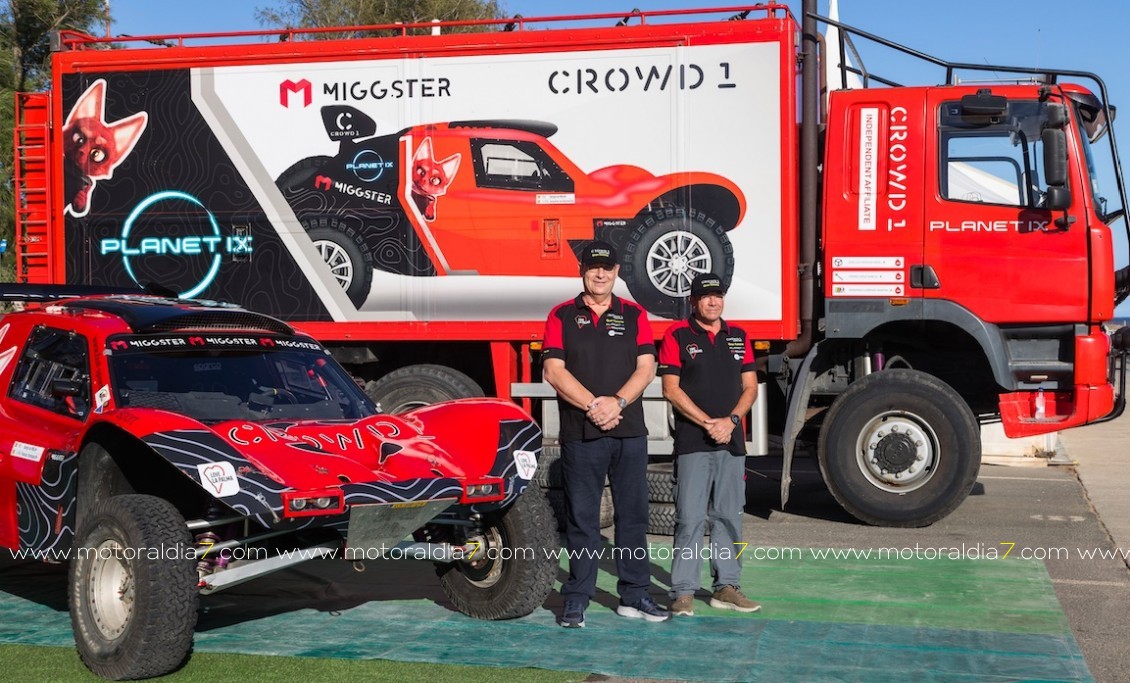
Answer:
[{"xmin": 856, "ymin": 412, "xmax": 938, "ymax": 492}]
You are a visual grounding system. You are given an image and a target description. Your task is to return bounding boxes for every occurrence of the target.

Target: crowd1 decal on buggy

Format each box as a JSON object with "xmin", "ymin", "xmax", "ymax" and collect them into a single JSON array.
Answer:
[
  {"xmin": 98, "ymin": 190, "xmax": 253, "ymax": 298},
  {"xmin": 63, "ymin": 79, "xmax": 149, "ymax": 218}
]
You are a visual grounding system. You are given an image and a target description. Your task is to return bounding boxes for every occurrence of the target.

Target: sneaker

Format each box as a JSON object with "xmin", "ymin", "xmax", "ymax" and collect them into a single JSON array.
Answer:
[
  {"xmin": 670, "ymin": 594, "xmax": 695, "ymax": 616},
  {"xmin": 559, "ymin": 600, "xmax": 586, "ymax": 628},
  {"xmin": 616, "ymin": 595, "xmax": 670, "ymax": 622},
  {"xmin": 709, "ymin": 585, "xmax": 761, "ymax": 613}
]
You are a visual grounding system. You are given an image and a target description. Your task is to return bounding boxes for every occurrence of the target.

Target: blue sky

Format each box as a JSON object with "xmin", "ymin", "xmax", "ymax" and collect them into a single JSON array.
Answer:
[{"xmin": 108, "ymin": 0, "xmax": 1130, "ymax": 316}]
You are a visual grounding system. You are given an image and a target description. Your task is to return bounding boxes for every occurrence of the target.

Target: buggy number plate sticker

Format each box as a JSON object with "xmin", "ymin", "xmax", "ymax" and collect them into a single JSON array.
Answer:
[
  {"xmin": 11, "ymin": 441, "xmax": 45, "ymax": 463},
  {"xmin": 197, "ymin": 461, "xmax": 241, "ymax": 498},
  {"xmin": 513, "ymin": 450, "xmax": 537, "ymax": 480}
]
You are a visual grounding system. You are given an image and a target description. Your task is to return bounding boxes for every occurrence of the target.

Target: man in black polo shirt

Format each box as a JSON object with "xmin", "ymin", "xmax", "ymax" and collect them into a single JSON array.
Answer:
[
  {"xmin": 658, "ymin": 272, "xmax": 761, "ymax": 616},
  {"xmin": 542, "ymin": 240, "xmax": 666, "ymax": 628}
]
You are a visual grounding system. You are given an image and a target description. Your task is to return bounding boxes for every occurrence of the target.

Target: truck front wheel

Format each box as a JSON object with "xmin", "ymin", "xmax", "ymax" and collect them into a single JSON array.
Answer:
[
  {"xmin": 621, "ymin": 207, "xmax": 734, "ymax": 319},
  {"xmin": 69, "ymin": 495, "xmax": 198, "ymax": 680},
  {"xmin": 435, "ymin": 486, "xmax": 557, "ymax": 619},
  {"xmin": 365, "ymin": 364, "xmax": 484, "ymax": 413},
  {"xmin": 817, "ymin": 369, "xmax": 980, "ymax": 527}
]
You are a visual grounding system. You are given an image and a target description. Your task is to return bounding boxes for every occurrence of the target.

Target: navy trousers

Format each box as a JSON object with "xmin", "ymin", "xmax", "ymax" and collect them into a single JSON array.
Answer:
[{"xmin": 560, "ymin": 435, "xmax": 651, "ymax": 606}]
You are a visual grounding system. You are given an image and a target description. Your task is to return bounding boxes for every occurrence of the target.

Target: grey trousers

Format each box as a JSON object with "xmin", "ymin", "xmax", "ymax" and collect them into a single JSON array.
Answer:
[{"xmin": 668, "ymin": 449, "xmax": 746, "ymax": 597}]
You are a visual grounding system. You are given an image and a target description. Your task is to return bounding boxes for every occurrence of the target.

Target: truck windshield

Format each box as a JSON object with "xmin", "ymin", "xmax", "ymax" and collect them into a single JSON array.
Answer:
[{"xmin": 107, "ymin": 335, "xmax": 378, "ymax": 423}]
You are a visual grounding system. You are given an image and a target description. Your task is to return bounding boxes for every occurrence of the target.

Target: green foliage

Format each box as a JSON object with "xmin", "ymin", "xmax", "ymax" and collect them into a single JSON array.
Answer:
[
  {"xmin": 0, "ymin": 1, "xmax": 106, "ymax": 282},
  {"xmin": 255, "ymin": 0, "xmax": 507, "ymax": 39}
]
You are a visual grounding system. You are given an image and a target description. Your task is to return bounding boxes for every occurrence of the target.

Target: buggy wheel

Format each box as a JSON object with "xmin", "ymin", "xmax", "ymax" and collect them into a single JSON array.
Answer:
[
  {"xmin": 436, "ymin": 486, "xmax": 557, "ymax": 619},
  {"xmin": 69, "ymin": 495, "xmax": 198, "ymax": 680}
]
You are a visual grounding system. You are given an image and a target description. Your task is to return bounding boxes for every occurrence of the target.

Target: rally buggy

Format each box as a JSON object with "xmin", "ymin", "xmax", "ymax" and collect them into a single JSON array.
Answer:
[{"xmin": 0, "ymin": 286, "xmax": 556, "ymax": 679}]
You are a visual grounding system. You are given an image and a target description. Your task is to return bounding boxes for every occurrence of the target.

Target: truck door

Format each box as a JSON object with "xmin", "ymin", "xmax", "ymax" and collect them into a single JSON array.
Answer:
[
  {"xmin": 823, "ymin": 93, "xmax": 926, "ymax": 309},
  {"xmin": 923, "ymin": 89, "xmax": 1089, "ymax": 324}
]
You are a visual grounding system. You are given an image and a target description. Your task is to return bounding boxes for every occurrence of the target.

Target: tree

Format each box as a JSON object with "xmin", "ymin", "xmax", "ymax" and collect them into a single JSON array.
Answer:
[
  {"xmin": 255, "ymin": 0, "xmax": 506, "ymax": 39},
  {"xmin": 0, "ymin": 0, "xmax": 106, "ymax": 281}
]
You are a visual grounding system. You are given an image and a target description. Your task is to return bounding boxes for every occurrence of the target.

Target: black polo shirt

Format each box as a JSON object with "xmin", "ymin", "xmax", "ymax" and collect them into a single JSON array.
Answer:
[
  {"xmin": 542, "ymin": 294, "xmax": 655, "ymax": 442},
  {"xmin": 657, "ymin": 316, "xmax": 755, "ymax": 456}
]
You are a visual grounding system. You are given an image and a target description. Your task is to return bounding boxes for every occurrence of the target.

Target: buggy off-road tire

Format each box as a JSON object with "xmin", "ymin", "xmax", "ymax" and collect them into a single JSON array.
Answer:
[
  {"xmin": 545, "ymin": 486, "xmax": 615, "ymax": 531},
  {"xmin": 817, "ymin": 369, "xmax": 981, "ymax": 527},
  {"xmin": 436, "ymin": 486, "xmax": 557, "ymax": 619},
  {"xmin": 69, "ymin": 495, "xmax": 198, "ymax": 680},
  {"xmin": 306, "ymin": 220, "xmax": 374, "ymax": 308},
  {"xmin": 620, "ymin": 207, "xmax": 735, "ymax": 319},
  {"xmin": 365, "ymin": 364, "xmax": 484, "ymax": 413}
]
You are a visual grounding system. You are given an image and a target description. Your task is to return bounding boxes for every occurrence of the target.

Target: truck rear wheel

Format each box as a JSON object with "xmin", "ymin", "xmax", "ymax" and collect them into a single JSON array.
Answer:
[
  {"xmin": 817, "ymin": 369, "xmax": 981, "ymax": 527},
  {"xmin": 365, "ymin": 364, "xmax": 484, "ymax": 413},
  {"xmin": 307, "ymin": 222, "xmax": 374, "ymax": 307},
  {"xmin": 69, "ymin": 495, "xmax": 198, "ymax": 680},
  {"xmin": 621, "ymin": 207, "xmax": 734, "ymax": 319},
  {"xmin": 436, "ymin": 486, "xmax": 557, "ymax": 619}
]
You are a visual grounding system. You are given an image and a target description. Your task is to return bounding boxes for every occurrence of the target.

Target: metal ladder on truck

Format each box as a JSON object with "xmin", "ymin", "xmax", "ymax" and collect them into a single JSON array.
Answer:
[{"xmin": 13, "ymin": 92, "xmax": 54, "ymax": 284}]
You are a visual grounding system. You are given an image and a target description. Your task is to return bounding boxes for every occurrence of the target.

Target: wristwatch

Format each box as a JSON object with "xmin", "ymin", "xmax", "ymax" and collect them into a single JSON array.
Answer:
[
  {"xmin": 616, "ymin": 395, "xmax": 628, "ymax": 410},
  {"xmin": 729, "ymin": 414, "xmax": 741, "ymax": 425}
]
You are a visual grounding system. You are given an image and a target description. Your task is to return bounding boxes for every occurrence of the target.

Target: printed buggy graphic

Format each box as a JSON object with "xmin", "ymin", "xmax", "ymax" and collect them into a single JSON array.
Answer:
[
  {"xmin": 0, "ymin": 289, "xmax": 556, "ymax": 680},
  {"xmin": 277, "ymin": 108, "xmax": 747, "ymax": 318}
]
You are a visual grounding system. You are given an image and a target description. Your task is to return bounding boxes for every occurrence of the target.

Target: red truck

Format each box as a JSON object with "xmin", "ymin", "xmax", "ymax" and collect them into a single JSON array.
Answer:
[{"xmin": 13, "ymin": 2, "xmax": 1129, "ymax": 528}]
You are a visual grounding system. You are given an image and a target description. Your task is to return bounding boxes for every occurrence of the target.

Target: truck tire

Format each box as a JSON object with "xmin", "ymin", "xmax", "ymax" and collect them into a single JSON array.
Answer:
[
  {"xmin": 534, "ymin": 445, "xmax": 563, "ymax": 487},
  {"xmin": 436, "ymin": 485, "xmax": 557, "ymax": 619},
  {"xmin": 647, "ymin": 502, "xmax": 712, "ymax": 537},
  {"xmin": 365, "ymin": 364, "xmax": 484, "ymax": 413},
  {"xmin": 69, "ymin": 495, "xmax": 198, "ymax": 680},
  {"xmin": 545, "ymin": 486, "xmax": 614, "ymax": 530},
  {"xmin": 817, "ymin": 369, "xmax": 981, "ymax": 528},
  {"xmin": 621, "ymin": 207, "xmax": 735, "ymax": 319},
  {"xmin": 307, "ymin": 222, "xmax": 374, "ymax": 307},
  {"xmin": 646, "ymin": 462, "xmax": 676, "ymax": 503}
]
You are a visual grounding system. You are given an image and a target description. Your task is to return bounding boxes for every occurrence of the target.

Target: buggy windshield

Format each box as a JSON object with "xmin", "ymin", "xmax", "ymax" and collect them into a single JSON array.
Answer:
[{"xmin": 107, "ymin": 334, "xmax": 377, "ymax": 423}]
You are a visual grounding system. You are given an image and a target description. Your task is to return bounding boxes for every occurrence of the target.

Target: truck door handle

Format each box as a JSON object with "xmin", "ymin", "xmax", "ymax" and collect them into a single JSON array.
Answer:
[{"xmin": 910, "ymin": 265, "xmax": 940, "ymax": 289}]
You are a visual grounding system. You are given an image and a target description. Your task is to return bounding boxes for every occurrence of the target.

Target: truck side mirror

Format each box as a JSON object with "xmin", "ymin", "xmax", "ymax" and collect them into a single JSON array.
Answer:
[
  {"xmin": 1042, "ymin": 128, "xmax": 1069, "ymax": 189},
  {"xmin": 1045, "ymin": 186, "xmax": 1072, "ymax": 211}
]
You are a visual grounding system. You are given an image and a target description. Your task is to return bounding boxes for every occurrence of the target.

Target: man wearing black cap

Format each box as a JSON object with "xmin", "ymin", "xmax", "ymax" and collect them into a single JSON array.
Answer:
[
  {"xmin": 542, "ymin": 240, "xmax": 667, "ymax": 628},
  {"xmin": 658, "ymin": 272, "xmax": 760, "ymax": 616}
]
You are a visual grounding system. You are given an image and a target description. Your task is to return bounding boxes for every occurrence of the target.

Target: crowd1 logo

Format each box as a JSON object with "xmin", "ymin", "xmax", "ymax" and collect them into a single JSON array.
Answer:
[
  {"xmin": 280, "ymin": 79, "xmax": 312, "ymax": 108},
  {"xmin": 99, "ymin": 191, "xmax": 253, "ymax": 299}
]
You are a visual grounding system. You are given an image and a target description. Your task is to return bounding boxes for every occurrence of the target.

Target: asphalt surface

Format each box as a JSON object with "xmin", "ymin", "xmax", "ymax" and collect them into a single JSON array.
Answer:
[{"xmin": 723, "ymin": 428, "xmax": 1130, "ymax": 683}]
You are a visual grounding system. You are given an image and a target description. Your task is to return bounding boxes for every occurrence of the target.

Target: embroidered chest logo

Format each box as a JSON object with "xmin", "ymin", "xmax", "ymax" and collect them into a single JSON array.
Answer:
[
  {"xmin": 604, "ymin": 313, "xmax": 626, "ymax": 337},
  {"xmin": 726, "ymin": 336, "xmax": 745, "ymax": 361},
  {"xmin": 574, "ymin": 314, "xmax": 591, "ymax": 329},
  {"xmin": 686, "ymin": 343, "xmax": 704, "ymax": 358}
]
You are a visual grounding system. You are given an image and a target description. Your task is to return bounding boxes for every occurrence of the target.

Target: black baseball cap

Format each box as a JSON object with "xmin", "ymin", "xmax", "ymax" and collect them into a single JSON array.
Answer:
[
  {"xmin": 580, "ymin": 240, "xmax": 618, "ymax": 268},
  {"xmin": 691, "ymin": 273, "xmax": 726, "ymax": 297}
]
